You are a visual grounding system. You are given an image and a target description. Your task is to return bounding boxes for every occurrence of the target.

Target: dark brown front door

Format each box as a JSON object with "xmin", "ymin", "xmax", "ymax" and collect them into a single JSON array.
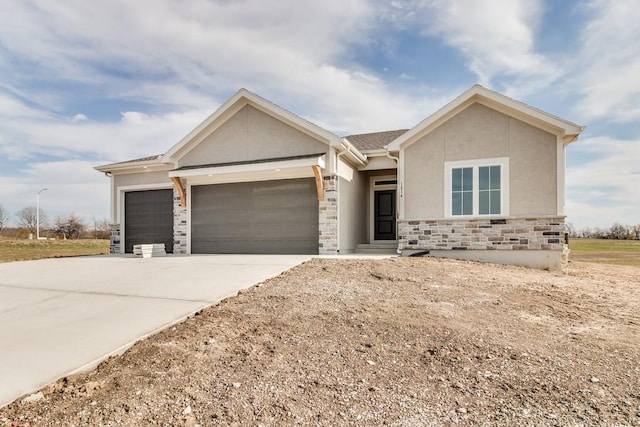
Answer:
[{"xmin": 374, "ymin": 190, "xmax": 396, "ymax": 240}]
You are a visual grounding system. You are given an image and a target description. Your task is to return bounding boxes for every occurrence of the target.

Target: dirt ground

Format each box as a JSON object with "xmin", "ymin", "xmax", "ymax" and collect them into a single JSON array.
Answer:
[{"xmin": 1, "ymin": 257, "xmax": 639, "ymax": 426}]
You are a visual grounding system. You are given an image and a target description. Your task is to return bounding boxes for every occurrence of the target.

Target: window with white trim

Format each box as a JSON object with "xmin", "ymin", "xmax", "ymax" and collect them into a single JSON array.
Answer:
[{"xmin": 445, "ymin": 158, "xmax": 509, "ymax": 217}]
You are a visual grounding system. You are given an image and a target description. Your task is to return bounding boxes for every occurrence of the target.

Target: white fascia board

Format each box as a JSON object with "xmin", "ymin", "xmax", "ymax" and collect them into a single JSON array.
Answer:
[
  {"xmin": 162, "ymin": 88, "xmax": 342, "ymax": 163},
  {"xmin": 162, "ymin": 89, "xmax": 247, "ymax": 162},
  {"xmin": 387, "ymin": 85, "xmax": 584, "ymax": 151},
  {"xmin": 94, "ymin": 161, "xmax": 173, "ymax": 174},
  {"xmin": 169, "ymin": 155, "xmax": 325, "ymax": 179}
]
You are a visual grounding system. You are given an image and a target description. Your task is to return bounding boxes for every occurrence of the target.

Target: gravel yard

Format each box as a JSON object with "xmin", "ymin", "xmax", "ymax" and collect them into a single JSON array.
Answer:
[{"xmin": 1, "ymin": 257, "xmax": 639, "ymax": 426}]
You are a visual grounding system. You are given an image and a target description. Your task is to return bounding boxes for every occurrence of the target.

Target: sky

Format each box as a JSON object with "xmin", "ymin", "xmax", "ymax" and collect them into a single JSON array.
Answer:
[{"xmin": 0, "ymin": 0, "xmax": 638, "ymax": 230}]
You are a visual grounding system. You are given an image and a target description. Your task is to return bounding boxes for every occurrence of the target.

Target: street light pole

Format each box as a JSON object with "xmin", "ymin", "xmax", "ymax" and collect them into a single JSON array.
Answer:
[{"xmin": 36, "ymin": 188, "xmax": 48, "ymax": 239}]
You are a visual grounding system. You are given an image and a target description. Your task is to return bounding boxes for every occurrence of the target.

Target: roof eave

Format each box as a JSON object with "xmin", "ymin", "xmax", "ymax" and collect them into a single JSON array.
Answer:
[{"xmin": 94, "ymin": 159, "xmax": 172, "ymax": 174}]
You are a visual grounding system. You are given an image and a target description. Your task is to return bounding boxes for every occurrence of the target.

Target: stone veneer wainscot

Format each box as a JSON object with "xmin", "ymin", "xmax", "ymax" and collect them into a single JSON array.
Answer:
[{"xmin": 398, "ymin": 216, "xmax": 567, "ymax": 252}]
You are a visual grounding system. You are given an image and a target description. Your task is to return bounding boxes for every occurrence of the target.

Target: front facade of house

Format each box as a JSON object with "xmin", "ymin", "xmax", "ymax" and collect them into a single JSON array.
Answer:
[{"xmin": 95, "ymin": 85, "xmax": 584, "ymax": 270}]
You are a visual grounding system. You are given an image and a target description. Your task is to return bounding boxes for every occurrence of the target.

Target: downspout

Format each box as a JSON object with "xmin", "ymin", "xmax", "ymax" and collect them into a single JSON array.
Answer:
[
  {"xmin": 336, "ymin": 149, "xmax": 346, "ymax": 254},
  {"xmin": 385, "ymin": 148, "xmax": 400, "ymax": 199},
  {"xmin": 334, "ymin": 140, "xmax": 367, "ymax": 254}
]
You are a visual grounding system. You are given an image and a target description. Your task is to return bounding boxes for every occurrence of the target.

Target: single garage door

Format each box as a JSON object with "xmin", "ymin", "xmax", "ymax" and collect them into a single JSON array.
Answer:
[
  {"xmin": 191, "ymin": 178, "xmax": 319, "ymax": 254},
  {"xmin": 124, "ymin": 189, "xmax": 174, "ymax": 253}
]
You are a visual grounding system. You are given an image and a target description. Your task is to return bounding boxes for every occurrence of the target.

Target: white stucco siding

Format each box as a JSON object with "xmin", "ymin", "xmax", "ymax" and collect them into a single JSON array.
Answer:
[
  {"xmin": 403, "ymin": 103, "xmax": 558, "ymax": 219},
  {"xmin": 178, "ymin": 105, "xmax": 329, "ymax": 168},
  {"xmin": 404, "ymin": 126, "xmax": 445, "ymax": 219},
  {"xmin": 508, "ymin": 118, "xmax": 557, "ymax": 215},
  {"xmin": 443, "ymin": 103, "xmax": 510, "ymax": 161}
]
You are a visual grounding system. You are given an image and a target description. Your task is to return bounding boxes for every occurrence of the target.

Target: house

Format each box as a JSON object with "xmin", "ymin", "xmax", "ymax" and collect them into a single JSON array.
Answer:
[{"xmin": 95, "ymin": 85, "xmax": 584, "ymax": 270}]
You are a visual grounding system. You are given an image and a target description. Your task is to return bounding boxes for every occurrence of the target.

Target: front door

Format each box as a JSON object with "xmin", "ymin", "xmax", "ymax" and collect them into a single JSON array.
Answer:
[{"xmin": 374, "ymin": 189, "xmax": 396, "ymax": 240}]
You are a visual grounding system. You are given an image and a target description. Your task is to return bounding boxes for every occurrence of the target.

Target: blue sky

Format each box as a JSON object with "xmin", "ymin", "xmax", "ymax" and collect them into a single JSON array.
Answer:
[{"xmin": 0, "ymin": 0, "xmax": 638, "ymax": 229}]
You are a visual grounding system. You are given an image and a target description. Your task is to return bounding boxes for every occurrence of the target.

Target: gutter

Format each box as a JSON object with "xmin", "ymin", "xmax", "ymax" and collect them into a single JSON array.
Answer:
[
  {"xmin": 384, "ymin": 146, "xmax": 399, "ymax": 163},
  {"xmin": 338, "ymin": 139, "xmax": 367, "ymax": 165}
]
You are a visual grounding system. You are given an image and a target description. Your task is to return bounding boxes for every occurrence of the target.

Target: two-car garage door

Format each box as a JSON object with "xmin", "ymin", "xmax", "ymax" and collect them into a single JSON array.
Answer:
[{"xmin": 191, "ymin": 178, "xmax": 319, "ymax": 254}]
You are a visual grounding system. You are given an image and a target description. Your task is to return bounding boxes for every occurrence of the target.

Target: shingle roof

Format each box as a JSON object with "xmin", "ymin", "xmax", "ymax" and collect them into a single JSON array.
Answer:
[
  {"xmin": 344, "ymin": 129, "xmax": 409, "ymax": 151},
  {"xmin": 103, "ymin": 154, "xmax": 163, "ymax": 167}
]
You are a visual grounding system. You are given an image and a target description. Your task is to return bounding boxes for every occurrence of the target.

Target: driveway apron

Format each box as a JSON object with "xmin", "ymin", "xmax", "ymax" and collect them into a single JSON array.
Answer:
[{"xmin": 0, "ymin": 254, "xmax": 309, "ymax": 408}]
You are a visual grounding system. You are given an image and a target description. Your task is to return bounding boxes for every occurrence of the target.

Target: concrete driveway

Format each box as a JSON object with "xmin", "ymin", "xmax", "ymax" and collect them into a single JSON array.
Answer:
[{"xmin": 0, "ymin": 254, "xmax": 310, "ymax": 408}]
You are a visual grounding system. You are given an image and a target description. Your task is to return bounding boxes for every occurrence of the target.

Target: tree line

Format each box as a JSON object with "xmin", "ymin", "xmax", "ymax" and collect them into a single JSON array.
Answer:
[
  {"xmin": 566, "ymin": 223, "xmax": 640, "ymax": 240},
  {"xmin": 0, "ymin": 203, "xmax": 110, "ymax": 239}
]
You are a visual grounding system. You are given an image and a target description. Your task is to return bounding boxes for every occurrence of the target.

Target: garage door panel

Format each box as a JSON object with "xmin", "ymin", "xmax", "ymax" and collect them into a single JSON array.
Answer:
[
  {"xmin": 191, "ymin": 179, "xmax": 319, "ymax": 254},
  {"xmin": 192, "ymin": 238, "xmax": 317, "ymax": 254},
  {"xmin": 124, "ymin": 189, "xmax": 174, "ymax": 253}
]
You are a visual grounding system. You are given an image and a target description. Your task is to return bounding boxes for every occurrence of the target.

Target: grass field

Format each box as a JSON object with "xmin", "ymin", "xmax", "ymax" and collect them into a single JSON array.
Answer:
[
  {"xmin": 569, "ymin": 238, "xmax": 640, "ymax": 267},
  {"xmin": 0, "ymin": 238, "xmax": 109, "ymax": 263},
  {"xmin": 0, "ymin": 237, "xmax": 637, "ymax": 267}
]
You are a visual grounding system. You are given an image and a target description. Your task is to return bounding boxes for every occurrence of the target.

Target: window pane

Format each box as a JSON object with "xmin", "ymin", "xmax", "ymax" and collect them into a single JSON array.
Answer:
[
  {"xmin": 452, "ymin": 168, "xmax": 462, "ymax": 192},
  {"xmin": 452, "ymin": 192, "xmax": 461, "ymax": 215},
  {"xmin": 490, "ymin": 190, "xmax": 501, "ymax": 214},
  {"xmin": 479, "ymin": 166, "xmax": 490, "ymax": 191},
  {"xmin": 490, "ymin": 166, "xmax": 501, "ymax": 189},
  {"xmin": 462, "ymin": 167, "xmax": 473, "ymax": 191},
  {"xmin": 462, "ymin": 191, "xmax": 473, "ymax": 215},
  {"xmin": 479, "ymin": 191, "xmax": 489, "ymax": 214}
]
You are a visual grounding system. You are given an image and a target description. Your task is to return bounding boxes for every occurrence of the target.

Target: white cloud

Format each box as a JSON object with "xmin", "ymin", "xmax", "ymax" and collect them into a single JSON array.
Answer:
[
  {"xmin": 566, "ymin": 136, "xmax": 640, "ymax": 228},
  {"xmin": 385, "ymin": 0, "xmax": 556, "ymax": 91},
  {"xmin": 71, "ymin": 113, "xmax": 87, "ymax": 122},
  {"xmin": 574, "ymin": 0, "xmax": 640, "ymax": 122},
  {"xmin": 0, "ymin": 0, "xmax": 455, "ymax": 143},
  {"xmin": 0, "ymin": 96, "xmax": 208, "ymax": 161}
]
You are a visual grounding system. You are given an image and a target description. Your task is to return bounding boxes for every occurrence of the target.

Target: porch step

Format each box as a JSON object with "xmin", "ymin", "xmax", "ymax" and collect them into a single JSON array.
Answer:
[{"xmin": 355, "ymin": 242, "xmax": 398, "ymax": 255}]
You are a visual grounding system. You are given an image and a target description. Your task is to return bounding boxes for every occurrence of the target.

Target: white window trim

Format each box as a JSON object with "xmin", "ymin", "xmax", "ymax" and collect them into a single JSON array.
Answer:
[{"xmin": 444, "ymin": 158, "xmax": 509, "ymax": 218}]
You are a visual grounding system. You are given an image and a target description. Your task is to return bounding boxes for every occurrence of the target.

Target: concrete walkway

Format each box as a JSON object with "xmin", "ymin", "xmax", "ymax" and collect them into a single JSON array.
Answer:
[{"xmin": 0, "ymin": 254, "xmax": 310, "ymax": 408}]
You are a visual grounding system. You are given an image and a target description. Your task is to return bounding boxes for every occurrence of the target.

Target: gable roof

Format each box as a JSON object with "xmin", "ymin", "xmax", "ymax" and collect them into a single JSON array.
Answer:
[
  {"xmin": 344, "ymin": 129, "xmax": 409, "ymax": 151},
  {"xmin": 387, "ymin": 85, "xmax": 585, "ymax": 151},
  {"xmin": 162, "ymin": 88, "xmax": 344, "ymax": 163}
]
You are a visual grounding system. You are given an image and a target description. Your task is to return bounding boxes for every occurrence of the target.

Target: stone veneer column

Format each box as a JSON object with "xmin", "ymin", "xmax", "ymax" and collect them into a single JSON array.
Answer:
[
  {"xmin": 173, "ymin": 183, "xmax": 188, "ymax": 254},
  {"xmin": 109, "ymin": 223, "xmax": 121, "ymax": 254},
  {"xmin": 318, "ymin": 175, "xmax": 338, "ymax": 255}
]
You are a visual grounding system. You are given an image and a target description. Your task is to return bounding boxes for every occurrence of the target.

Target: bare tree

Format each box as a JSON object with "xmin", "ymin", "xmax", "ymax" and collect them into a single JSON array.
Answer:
[
  {"xmin": 609, "ymin": 223, "xmax": 630, "ymax": 240},
  {"xmin": 0, "ymin": 203, "xmax": 9, "ymax": 234},
  {"xmin": 92, "ymin": 217, "xmax": 111, "ymax": 239},
  {"xmin": 16, "ymin": 206, "xmax": 47, "ymax": 234},
  {"xmin": 53, "ymin": 213, "xmax": 85, "ymax": 239},
  {"xmin": 565, "ymin": 223, "xmax": 577, "ymax": 238}
]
